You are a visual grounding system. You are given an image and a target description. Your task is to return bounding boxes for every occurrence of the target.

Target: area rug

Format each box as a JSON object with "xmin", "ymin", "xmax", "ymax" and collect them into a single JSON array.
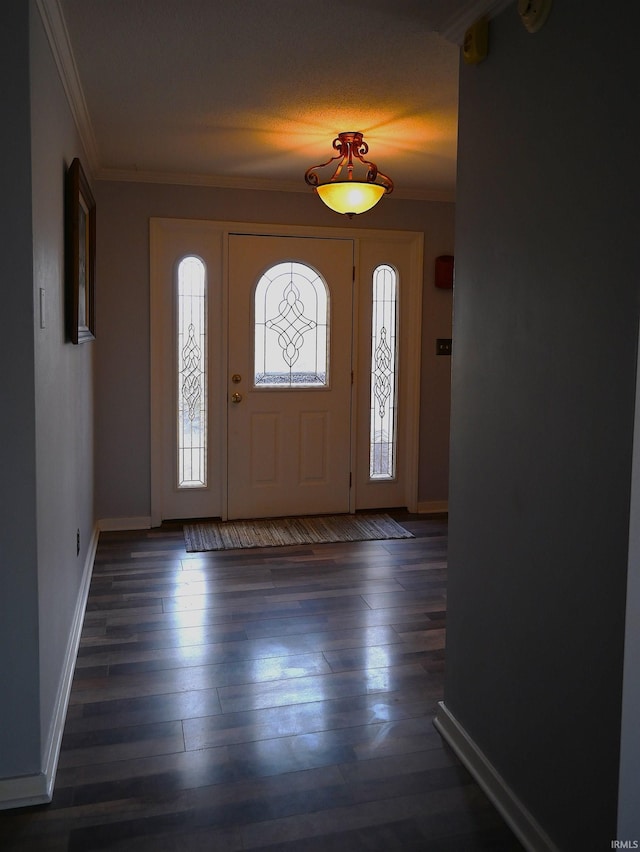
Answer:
[{"xmin": 183, "ymin": 513, "xmax": 413, "ymax": 552}]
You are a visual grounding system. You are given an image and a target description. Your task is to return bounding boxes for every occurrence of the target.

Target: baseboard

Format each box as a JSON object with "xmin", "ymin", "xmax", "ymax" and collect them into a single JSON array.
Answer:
[
  {"xmin": 0, "ymin": 771, "xmax": 49, "ymax": 811},
  {"xmin": 434, "ymin": 701, "xmax": 560, "ymax": 852},
  {"xmin": 0, "ymin": 526, "xmax": 99, "ymax": 811},
  {"xmin": 98, "ymin": 516, "xmax": 152, "ymax": 531},
  {"xmin": 417, "ymin": 500, "xmax": 448, "ymax": 514}
]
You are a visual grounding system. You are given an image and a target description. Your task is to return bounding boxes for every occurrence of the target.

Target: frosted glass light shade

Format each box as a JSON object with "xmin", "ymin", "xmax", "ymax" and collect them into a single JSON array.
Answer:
[{"xmin": 316, "ymin": 182, "xmax": 386, "ymax": 215}]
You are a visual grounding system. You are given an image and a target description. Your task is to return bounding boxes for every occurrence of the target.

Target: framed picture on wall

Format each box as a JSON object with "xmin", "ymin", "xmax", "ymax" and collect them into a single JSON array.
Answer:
[{"xmin": 65, "ymin": 157, "xmax": 96, "ymax": 343}]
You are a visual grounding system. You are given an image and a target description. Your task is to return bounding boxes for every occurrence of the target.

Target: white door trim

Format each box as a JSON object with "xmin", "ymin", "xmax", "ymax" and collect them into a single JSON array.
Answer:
[{"xmin": 150, "ymin": 218, "xmax": 423, "ymax": 525}]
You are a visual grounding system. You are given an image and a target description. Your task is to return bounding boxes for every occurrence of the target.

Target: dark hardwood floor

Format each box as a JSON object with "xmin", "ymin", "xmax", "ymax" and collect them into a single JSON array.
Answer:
[{"xmin": 1, "ymin": 513, "xmax": 524, "ymax": 851}]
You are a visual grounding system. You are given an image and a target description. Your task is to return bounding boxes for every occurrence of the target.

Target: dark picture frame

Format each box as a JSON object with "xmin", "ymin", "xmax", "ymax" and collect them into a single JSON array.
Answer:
[{"xmin": 66, "ymin": 157, "xmax": 96, "ymax": 343}]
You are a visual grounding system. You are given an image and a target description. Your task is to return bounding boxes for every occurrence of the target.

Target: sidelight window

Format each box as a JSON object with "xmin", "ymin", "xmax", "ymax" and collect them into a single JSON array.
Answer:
[
  {"xmin": 370, "ymin": 264, "xmax": 398, "ymax": 479},
  {"xmin": 177, "ymin": 255, "xmax": 207, "ymax": 488}
]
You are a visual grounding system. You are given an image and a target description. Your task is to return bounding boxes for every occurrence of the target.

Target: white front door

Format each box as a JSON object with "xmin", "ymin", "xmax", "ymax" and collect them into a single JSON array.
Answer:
[{"xmin": 227, "ymin": 235, "xmax": 354, "ymax": 519}]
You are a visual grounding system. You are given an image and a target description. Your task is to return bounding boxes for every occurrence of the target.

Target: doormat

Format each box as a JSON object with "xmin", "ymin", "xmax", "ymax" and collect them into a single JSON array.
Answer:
[{"xmin": 183, "ymin": 513, "xmax": 414, "ymax": 552}]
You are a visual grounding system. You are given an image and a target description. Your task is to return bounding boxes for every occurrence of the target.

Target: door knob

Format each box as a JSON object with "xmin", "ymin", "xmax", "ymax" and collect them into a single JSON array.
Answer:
[
  {"xmin": 231, "ymin": 374, "xmax": 242, "ymax": 384},
  {"xmin": 231, "ymin": 392, "xmax": 243, "ymax": 404}
]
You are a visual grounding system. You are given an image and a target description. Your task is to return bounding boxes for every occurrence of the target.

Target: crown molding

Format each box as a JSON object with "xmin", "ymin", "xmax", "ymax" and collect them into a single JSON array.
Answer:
[
  {"xmin": 95, "ymin": 166, "xmax": 455, "ymax": 203},
  {"xmin": 438, "ymin": 0, "xmax": 514, "ymax": 44},
  {"xmin": 95, "ymin": 167, "xmax": 305, "ymax": 194},
  {"xmin": 36, "ymin": 0, "xmax": 100, "ymax": 177}
]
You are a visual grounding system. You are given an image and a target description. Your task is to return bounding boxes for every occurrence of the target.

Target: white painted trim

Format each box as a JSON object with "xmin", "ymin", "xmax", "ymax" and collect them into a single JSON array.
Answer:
[
  {"xmin": 150, "ymin": 219, "xmax": 424, "ymax": 525},
  {"xmin": 617, "ymin": 318, "xmax": 640, "ymax": 838},
  {"xmin": 0, "ymin": 771, "xmax": 49, "ymax": 811},
  {"xmin": 98, "ymin": 516, "xmax": 152, "ymax": 532},
  {"xmin": 350, "ymin": 234, "xmax": 424, "ymax": 513},
  {"xmin": 36, "ymin": 0, "xmax": 100, "ymax": 176},
  {"xmin": 93, "ymin": 166, "xmax": 455, "ymax": 203},
  {"xmin": 434, "ymin": 702, "xmax": 560, "ymax": 852},
  {"xmin": 150, "ymin": 219, "xmax": 227, "ymax": 524},
  {"xmin": 349, "ymin": 244, "xmax": 362, "ymax": 516},
  {"xmin": 40, "ymin": 525, "xmax": 98, "ymax": 796},
  {"xmin": 404, "ymin": 236, "xmax": 424, "ymax": 514},
  {"xmin": 0, "ymin": 526, "xmax": 98, "ymax": 811},
  {"xmin": 149, "ymin": 217, "xmax": 165, "ymax": 529},
  {"xmin": 418, "ymin": 500, "xmax": 449, "ymax": 514}
]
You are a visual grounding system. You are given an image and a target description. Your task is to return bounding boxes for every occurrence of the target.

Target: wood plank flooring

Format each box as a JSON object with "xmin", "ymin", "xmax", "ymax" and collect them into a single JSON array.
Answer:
[{"xmin": 0, "ymin": 513, "xmax": 524, "ymax": 851}]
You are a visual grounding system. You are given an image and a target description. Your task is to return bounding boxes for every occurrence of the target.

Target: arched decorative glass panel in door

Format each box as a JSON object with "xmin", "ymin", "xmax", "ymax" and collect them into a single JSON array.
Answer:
[
  {"xmin": 177, "ymin": 255, "xmax": 207, "ymax": 488},
  {"xmin": 370, "ymin": 264, "xmax": 398, "ymax": 479},
  {"xmin": 254, "ymin": 261, "xmax": 329, "ymax": 387}
]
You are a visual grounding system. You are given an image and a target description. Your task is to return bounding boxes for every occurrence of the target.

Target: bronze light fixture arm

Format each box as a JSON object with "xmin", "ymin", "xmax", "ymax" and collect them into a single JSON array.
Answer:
[{"xmin": 304, "ymin": 131, "xmax": 394, "ymax": 193}]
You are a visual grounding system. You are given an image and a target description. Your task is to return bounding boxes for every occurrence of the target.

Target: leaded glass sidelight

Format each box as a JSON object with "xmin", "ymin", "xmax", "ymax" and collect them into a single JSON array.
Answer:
[
  {"xmin": 254, "ymin": 261, "xmax": 329, "ymax": 387},
  {"xmin": 177, "ymin": 256, "xmax": 207, "ymax": 488},
  {"xmin": 370, "ymin": 264, "xmax": 398, "ymax": 479}
]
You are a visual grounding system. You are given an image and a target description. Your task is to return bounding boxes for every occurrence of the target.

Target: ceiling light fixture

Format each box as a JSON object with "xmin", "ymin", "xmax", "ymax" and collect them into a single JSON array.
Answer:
[{"xmin": 304, "ymin": 131, "xmax": 393, "ymax": 217}]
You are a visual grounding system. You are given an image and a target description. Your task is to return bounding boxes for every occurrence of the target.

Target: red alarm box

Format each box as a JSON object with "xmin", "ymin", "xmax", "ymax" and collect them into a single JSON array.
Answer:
[{"xmin": 435, "ymin": 255, "xmax": 454, "ymax": 289}]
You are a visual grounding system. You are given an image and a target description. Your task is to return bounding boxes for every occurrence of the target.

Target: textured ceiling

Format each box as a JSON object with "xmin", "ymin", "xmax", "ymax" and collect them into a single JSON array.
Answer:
[{"xmin": 55, "ymin": 0, "xmax": 508, "ymax": 200}]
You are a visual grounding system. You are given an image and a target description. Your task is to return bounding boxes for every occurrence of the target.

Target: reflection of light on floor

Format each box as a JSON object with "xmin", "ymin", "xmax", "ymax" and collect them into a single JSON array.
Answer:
[
  {"xmin": 369, "ymin": 702, "xmax": 392, "ymax": 722},
  {"xmin": 366, "ymin": 666, "xmax": 391, "ymax": 694},
  {"xmin": 173, "ymin": 563, "xmax": 211, "ymax": 652},
  {"xmin": 365, "ymin": 620, "xmax": 392, "ymax": 695},
  {"xmin": 365, "ymin": 645, "xmax": 392, "ymax": 671},
  {"xmin": 251, "ymin": 656, "xmax": 308, "ymax": 682},
  {"xmin": 368, "ymin": 721, "xmax": 395, "ymax": 753}
]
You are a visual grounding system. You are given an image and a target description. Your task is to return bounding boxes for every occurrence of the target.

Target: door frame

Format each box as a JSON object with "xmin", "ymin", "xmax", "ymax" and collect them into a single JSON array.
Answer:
[{"xmin": 150, "ymin": 218, "xmax": 423, "ymax": 526}]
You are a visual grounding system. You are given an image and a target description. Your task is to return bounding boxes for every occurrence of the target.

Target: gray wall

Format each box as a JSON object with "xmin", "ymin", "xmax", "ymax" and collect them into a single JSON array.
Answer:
[
  {"xmin": 0, "ymin": 1, "xmax": 95, "ymax": 786},
  {"xmin": 0, "ymin": 0, "xmax": 41, "ymax": 779},
  {"xmin": 30, "ymin": 1, "xmax": 95, "ymax": 751},
  {"xmin": 94, "ymin": 182, "xmax": 455, "ymax": 521},
  {"xmin": 445, "ymin": 2, "xmax": 639, "ymax": 848}
]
